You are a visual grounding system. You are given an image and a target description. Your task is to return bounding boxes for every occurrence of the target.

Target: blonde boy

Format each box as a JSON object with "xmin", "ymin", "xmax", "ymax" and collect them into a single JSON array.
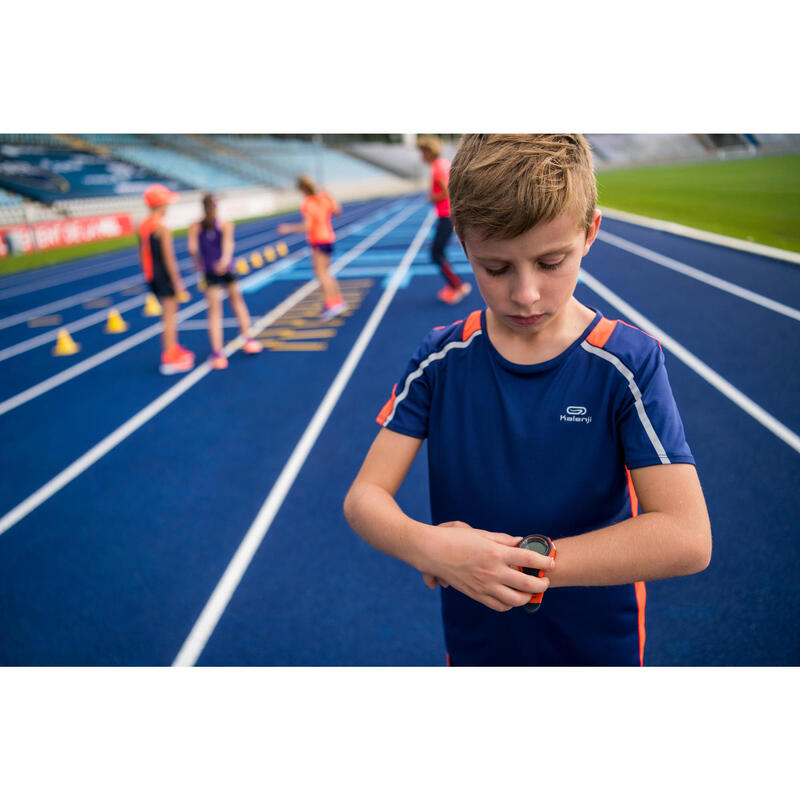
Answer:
[{"xmin": 344, "ymin": 134, "xmax": 711, "ymax": 666}]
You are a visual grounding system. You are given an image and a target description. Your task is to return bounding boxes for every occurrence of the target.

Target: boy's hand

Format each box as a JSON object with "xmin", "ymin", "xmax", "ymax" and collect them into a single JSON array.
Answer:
[{"xmin": 422, "ymin": 520, "xmax": 553, "ymax": 612}]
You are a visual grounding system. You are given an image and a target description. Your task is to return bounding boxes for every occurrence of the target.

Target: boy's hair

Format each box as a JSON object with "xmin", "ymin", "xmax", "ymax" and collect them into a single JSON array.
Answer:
[
  {"xmin": 417, "ymin": 135, "xmax": 442, "ymax": 158},
  {"xmin": 297, "ymin": 174, "xmax": 317, "ymax": 195},
  {"xmin": 449, "ymin": 134, "xmax": 597, "ymax": 240}
]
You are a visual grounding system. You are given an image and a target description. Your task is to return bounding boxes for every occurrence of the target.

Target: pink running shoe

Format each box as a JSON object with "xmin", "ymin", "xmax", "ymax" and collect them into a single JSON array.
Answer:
[
  {"xmin": 209, "ymin": 352, "xmax": 228, "ymax": 370},
  {"xmin": 243, "ymin": 338, "xmax": 263, "ymax": 354}
]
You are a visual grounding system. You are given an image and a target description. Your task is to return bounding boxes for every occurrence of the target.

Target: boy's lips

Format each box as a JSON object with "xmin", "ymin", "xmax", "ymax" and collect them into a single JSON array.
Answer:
[{"xmin": 508, "ymin": 313, "xmax": 544, "ymax": 325}]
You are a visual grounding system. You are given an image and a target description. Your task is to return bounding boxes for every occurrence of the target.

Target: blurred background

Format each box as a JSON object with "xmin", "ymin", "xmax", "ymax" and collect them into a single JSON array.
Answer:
[{"xmin": 3, "ymin": 132, "xmax": 799, "ymax": 271}]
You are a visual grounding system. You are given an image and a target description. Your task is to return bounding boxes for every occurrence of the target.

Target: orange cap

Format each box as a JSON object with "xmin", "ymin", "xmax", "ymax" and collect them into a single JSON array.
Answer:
[{"xmin": 143, "ymin": 184, "xmax": 179, "ymax": 208}]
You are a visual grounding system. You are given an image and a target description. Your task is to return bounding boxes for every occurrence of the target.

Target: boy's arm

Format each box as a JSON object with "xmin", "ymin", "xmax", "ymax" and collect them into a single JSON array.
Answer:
[
  {"xmin": 157, "ymin": 226, "xmax": 185, "ymax": 293},
  {"xmin": 344, "ymin": 428, "xmax": 553, "ymax": 612},
  {"xmin": 277, "ymin": 220, "xmax": 310, "ymax": 235},
  {"xmin": 429, "ymin": 176, "xmax": 448, "ymax": 204},
  {"xmin": 547, "ymin": 463, "xmax": 711, "ymax": 587}
]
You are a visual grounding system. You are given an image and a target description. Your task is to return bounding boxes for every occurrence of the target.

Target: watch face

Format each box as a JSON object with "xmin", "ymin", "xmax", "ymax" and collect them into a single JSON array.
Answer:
[{"xmin": 519, "ymin": 536, "xmax": 550, "ymax": 556}]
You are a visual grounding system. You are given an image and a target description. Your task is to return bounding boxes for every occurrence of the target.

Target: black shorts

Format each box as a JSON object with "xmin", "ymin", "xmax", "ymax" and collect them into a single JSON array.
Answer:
[
  {"xmin": 204, "ymin": 271, "xmax": 236, "ymax": 286},
  {"xmin": 310, "ymin": 242, "xmax": 334, "ymax": 255},
  {"xmin": 148, "ymin": 261, "xmax": 176, "ymax": 298}
]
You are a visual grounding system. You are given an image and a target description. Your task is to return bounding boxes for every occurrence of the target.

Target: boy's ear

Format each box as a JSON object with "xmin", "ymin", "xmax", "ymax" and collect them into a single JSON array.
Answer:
[{"xmin": 583, "ymin": 209, "xmax": 602, "ymax": 255}]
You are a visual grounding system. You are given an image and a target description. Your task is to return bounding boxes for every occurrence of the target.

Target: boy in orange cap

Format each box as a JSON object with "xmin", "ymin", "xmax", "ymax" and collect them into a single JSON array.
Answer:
[{"xmin": 138, "ymin": 184, "xmax": 195, "ymax": 374}]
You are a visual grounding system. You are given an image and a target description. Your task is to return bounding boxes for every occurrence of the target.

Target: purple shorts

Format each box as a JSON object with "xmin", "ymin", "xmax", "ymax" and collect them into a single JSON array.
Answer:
[{"xmin": 310, "ymin": 242, "xmax": 334, "ymax": 255}]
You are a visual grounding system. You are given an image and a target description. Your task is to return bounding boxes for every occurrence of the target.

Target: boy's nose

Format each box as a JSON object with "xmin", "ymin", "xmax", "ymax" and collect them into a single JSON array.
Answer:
[{"xmin": 511, "ymin": 275, "xmax": 541, "ymax": 308}]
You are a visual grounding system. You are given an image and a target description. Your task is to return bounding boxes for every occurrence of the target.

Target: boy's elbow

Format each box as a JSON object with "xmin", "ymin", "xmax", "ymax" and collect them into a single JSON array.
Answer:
[
  {"xmin": 680, "ymin": 522, "xmax": 712, "ymax": 575},
  {"xmin": 343, "ymin": 483, "xmax": 360, "ymax": 527}
]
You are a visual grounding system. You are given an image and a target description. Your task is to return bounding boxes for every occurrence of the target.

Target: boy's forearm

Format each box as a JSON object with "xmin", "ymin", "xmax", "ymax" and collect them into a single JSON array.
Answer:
[
  {"xmin": 344, "ymin": 481, "xmax": 438, "ymax": 573},
  {"xmin": 548, "ymin": 512, "xmax": 711, "ymax": 588}
]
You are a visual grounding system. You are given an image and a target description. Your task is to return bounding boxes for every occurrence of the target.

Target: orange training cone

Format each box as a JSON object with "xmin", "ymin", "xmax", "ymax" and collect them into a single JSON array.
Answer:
[
  {"xmin": 52, "ymin": 328, "xmax": 80, "ymax": 356},
  {"xmin": 105, "ymin": 308, "xmax": 129, "ymax": 333},
  {"xmin": 236, "ymin": 257, "xmax": 249, "ymax": 275},
  {"xmin": 250, "ymin": 252, "xmax": 264, "ymax": 268},
  {"xmin": 198, "ymin": 276, "xmax": 208, "ymax": 292},
  {"xmin": 143, "ymin": 293, "xmax": 162, "ymax": 317},
  {"xmin": 276, "ymin": 241, "xmax": 289, "ymax": 257},
  {"xmin": 176, "ymin": 290, "xmax": 190, "ymax": 303},
  {"xmin": 264, "ymin": 246, "xmax": 276, "ymax": 262}
]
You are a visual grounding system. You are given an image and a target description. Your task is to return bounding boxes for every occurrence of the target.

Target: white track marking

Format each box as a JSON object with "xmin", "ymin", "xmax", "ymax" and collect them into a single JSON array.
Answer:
[
  {"xmin": 580, "ymin": 269, "xmax": 800, "ymax": 454},
  {"xmin": 172, "ymin": 209, "xmax": 435, "ymax": 667},
  {"xmin": 0, "ymin": 201, "xmax": 425, "ymax": 537},
  {"xmin": 601, "ymin": 206, "xmax": 800, "ymax": 265},
  {"xmin": 596, "ymin": 230, "xmax": 800, "ymax": 322}
]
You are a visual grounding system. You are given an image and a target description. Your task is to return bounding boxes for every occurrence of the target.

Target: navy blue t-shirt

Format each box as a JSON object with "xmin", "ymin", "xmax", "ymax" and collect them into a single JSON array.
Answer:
[{"xmin": 377, "ymin": 307, "xmax": 695, "ymax": 666}]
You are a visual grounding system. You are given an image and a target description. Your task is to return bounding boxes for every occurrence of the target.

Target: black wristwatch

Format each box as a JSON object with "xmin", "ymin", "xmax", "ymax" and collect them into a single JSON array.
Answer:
[{"xmin": 518, "ymin": 535, "xmax": 556, "ymax": 614}]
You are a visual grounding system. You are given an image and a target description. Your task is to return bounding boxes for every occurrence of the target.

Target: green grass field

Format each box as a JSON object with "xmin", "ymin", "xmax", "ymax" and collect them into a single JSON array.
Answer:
[{"xmin": 597, "ymin": 153, "xmax": 800, "ymax": 253}]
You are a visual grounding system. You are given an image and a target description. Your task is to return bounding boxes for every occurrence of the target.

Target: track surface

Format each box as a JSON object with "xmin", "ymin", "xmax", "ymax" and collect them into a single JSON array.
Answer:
[{"xmin": 0, "ymin": 197, "xmax": 797, "ymax": 666}]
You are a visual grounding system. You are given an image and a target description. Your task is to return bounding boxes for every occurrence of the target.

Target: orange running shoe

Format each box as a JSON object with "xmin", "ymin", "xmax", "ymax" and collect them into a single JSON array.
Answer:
[
  {"xmin": 159, "ymin": 344, "xmax": 195, "ymax": 375},
  {"xmin": 437, "ymin": 283, "xmax": 472, "ymax": 305},
  {"xmin": 242, "ymin": 338, "xmax": 263, "ymax": 354}
]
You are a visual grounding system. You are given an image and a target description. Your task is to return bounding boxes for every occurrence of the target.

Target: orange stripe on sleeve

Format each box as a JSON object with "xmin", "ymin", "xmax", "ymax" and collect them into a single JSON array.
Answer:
[
  {"xmin": 462, "ymin": 309, "xmax": 482, "ymax": 341},
  {"xmin": 585, "ymin": 317, "xmax": 617, "ymax": 348},
  {"xmin": 376, "ymin": 383, "xmax": 398, "ymax": 426}
]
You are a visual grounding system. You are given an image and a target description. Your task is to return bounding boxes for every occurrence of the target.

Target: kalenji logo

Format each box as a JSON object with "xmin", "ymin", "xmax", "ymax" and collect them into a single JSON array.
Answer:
[{"xmin": 560, "ymin": 405, "xmax": 592, "ymax": 424}]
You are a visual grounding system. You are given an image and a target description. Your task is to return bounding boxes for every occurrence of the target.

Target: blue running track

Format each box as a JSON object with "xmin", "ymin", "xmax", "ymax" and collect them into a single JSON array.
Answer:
[{"xmin": 0, "ymin": 197, "xmax": 798, "ymax": 666}]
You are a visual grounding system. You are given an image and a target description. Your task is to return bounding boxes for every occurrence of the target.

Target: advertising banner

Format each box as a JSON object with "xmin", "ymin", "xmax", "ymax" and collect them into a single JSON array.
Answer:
[{"xmin": 0, "ymin": 213, "xmax": 134, "ymax": 256}]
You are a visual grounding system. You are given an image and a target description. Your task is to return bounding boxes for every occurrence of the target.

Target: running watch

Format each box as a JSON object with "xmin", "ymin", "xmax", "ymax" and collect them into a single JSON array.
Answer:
[{"xmin": 518, "ymin": 535, "xmax": 556, "ymax": 614}]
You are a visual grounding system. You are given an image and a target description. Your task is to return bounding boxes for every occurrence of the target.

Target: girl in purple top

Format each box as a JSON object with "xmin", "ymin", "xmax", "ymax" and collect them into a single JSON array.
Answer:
[{"xmin": 187, "ymin": 193, "xmax": 262, "ymax": 369}]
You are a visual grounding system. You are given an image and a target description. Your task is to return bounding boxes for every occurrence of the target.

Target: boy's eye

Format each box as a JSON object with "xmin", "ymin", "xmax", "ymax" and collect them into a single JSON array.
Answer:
[
  {"xmin": 539, "ymin": 258, "xmax": 565, "ymax": 271},
  {"xmin": 484, "ymin": 265, "xmax": 509, "ymax": 276}
]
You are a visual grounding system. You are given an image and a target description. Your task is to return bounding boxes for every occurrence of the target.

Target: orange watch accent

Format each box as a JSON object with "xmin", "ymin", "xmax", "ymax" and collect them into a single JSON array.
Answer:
[{"xmin": 518, "ymin": 535, "xmax": 556, "ymax": 613}]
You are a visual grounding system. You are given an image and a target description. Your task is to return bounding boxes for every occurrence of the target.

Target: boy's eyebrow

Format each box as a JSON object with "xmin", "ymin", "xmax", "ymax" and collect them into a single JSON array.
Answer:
[{"xmin": 472, "ymin": 243, "xmax": 574, "ymax": 262}]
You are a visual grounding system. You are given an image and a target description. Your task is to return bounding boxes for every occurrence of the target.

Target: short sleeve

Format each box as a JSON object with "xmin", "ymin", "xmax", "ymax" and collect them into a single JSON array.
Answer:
[
  {"xmin": 375, "ymin": 332, "xmax": 438, "ymax": 439},
  {"xmin": 617, "ymin": 344, "xmax": 695, "ymax": 469}
]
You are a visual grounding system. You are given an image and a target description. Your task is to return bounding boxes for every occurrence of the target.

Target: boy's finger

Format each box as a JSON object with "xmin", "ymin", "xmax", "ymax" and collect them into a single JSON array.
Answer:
[
  {"xmin": 503, "ymin": 571, "xmax": 551, "ymax": 596},
  {"xmin": 505, "ymin": 547, "xmax": 555, "ymax": 571},
  {"xmin": 484, "ymin": 531, "xmax": 522, "ymax": 545}
]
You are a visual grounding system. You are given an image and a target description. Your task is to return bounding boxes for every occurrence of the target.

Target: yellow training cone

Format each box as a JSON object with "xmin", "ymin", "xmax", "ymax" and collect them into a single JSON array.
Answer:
[
  {"xmin": 52, "ymin": 328, "xmax": 80, "ymax": 356},
  {"xmin": 143, "ymin": 293, "xmax": 162, "ymax": 317},
  {"xmin": 263, "ymin": 246, "xmax": 276, "ymax": 262},
  {"xmin": 236, "ymin": 258, "xmax": 249, "ymax": 275},
  {"xmin": 198, "ymin": 276, "xmax": 208, "ymax": 292},
  {"xmin": 176, "ymin": 290, "xmax": 190, "ymax": 303},
  {"xmin": 250, "ymin": 252, "xmax": 264, "ymax": 268},
  {"xmin": 276, "ymin": 241, "xmax": 289, "ymax": 257},
  {"xmin": 105, "ymin": 308, "xmax": 129, "ymax": 334}
]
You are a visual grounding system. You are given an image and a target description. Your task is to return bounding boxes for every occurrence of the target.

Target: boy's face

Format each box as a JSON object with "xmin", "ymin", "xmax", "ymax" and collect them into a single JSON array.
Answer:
[{"xmin": 461, "ymin": 210, "xmax": 601, "ymax": 339}]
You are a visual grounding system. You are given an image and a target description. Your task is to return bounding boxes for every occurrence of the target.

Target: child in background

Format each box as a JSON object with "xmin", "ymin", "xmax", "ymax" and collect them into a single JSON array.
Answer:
[
  {"xmin": 345, "ymin": 134, "xmax": 711, "ymax": 667},
  {"xmin": 137, "ymin": 184, "xmax": 195, "ymax": 374},
  {"xmin": 187, "ymin": 193, "xmax": 262, "ymax": 370},
  {"xmin": 417, "ymin": 135, "xmax": 472, "ymax": 305},
  {"xmin": 277, "ymin": 176, "xmax": 347, "ymax": 321}
]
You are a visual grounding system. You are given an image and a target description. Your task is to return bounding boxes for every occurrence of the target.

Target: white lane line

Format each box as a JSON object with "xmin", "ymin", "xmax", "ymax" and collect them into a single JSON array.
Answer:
[
  {"xmin": 601, "ymin": 206, "xmax": 800, "ymax": 265},
  {"xmin": 172, "ymin": 208, "xmax": 435, "ymax": 667},
  {"xmin": 580, "ymin": 268, "xmax": 800, "ymax": 455},
  {"xmin": 596, "ymin": 230, "xmax": 800, "ymax": 322},
  {"xmin": 0, "ymin": 272, "xmax": 201, "ymax": 363},
  {"xmin": 0, "ymin": 201, "xmax": 425, "ymax": 537}
]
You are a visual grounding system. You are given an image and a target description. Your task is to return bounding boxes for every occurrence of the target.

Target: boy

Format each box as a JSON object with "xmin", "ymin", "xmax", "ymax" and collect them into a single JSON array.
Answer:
[
  {"xmin": 344, "ymin": 134, "xmax": 711, "ymax": 666},
  {"xmin": 186, "ymin": 193, "xmax": 262, "ymax": 370},
  {"xmin": 138, "ymin": 184, "xmax": 195, "ymax": 374},
  {"xmin": 417, "ymin": 135, "xmax": 471, "ymax": 305}
]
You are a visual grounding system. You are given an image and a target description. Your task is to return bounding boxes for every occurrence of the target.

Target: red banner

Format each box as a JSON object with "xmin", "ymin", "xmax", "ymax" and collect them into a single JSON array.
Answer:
[{"xmin": 0, "ymin": 213, "xmax": 134, "ymax": 257}]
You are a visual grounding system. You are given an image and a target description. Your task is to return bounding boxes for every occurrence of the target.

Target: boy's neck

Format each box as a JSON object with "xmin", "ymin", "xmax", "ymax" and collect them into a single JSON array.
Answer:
[{"xmin": 485, "ymin": 299, "xmax": 596, "ymax": 366}]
